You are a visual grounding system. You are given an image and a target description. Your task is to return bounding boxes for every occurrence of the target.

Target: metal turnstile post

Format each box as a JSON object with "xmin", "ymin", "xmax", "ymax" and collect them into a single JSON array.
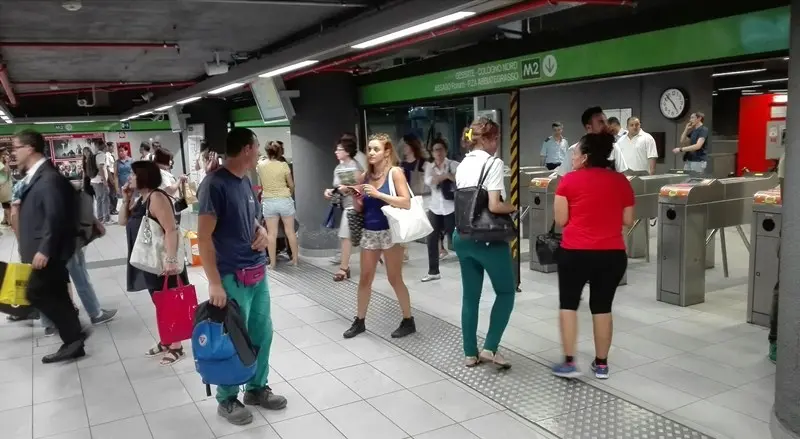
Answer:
[
  {"xmin": 747, "ymin": 190, "xmax": 782, "ymax": 327},
  {"xmin": 657, "ymin": 203, "xmax": 708, "ymax": 306},
  {"xmin": 626, "ymin": 220, "xmax": 648, "ymax": 259}
]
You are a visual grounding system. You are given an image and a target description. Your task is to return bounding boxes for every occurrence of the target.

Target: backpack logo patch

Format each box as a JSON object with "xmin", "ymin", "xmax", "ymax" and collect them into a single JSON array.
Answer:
[{"xmin": 198, "ymin": 334, "xmax": 208, "ymax": 346}]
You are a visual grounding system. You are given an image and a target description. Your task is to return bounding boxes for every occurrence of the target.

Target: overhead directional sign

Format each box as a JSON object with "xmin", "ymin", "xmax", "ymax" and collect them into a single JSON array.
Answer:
[{"xmin": 359, "ymin": 7, "xmax": 789, "ymax": 105}]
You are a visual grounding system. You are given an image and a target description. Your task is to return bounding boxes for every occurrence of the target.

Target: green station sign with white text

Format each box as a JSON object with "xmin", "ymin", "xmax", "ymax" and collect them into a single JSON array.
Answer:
[{"xmin": 359, "ymin": 7, "xmax": 790, "ymax": 105}]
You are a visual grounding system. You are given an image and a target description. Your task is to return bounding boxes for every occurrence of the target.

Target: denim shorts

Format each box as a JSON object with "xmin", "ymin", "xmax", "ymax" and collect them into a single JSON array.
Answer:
[{"xmin": 262, "ymin": 197, "xmax": 295, "ymax": 218}]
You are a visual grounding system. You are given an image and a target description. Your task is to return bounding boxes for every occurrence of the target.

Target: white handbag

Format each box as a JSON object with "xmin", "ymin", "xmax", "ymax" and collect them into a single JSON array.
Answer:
[
  {"xmin": 381, "ymin": 167, "xmax": 433, "ymax": 244},
  {"xmin": 130, "ymin": 197, "xmax": 185, "ymax": 275}
]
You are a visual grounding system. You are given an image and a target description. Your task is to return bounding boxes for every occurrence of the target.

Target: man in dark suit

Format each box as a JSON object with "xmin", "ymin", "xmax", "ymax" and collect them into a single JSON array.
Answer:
[{"xmin": 13, "ymin": 129, "xmax": 85, "ymax": 363}]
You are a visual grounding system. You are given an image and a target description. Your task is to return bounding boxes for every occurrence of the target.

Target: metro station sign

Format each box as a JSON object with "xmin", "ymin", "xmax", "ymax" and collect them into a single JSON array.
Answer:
[{"xmin": 359, "ymin": 7, "xmax": 789, "ymax": 106}]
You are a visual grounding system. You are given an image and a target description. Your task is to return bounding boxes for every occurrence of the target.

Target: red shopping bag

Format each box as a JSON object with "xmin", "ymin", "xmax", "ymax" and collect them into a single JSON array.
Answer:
[{"xmin": 153, "ymin": 276, "xmax": 199, "ymax": 345}]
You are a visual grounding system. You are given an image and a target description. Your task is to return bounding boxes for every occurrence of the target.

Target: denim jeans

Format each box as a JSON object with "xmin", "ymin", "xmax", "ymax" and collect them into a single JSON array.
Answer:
[
  {"xmin": 41, "ymin": 249, "xmax": 101, "ymax": 327},
  {"xmin": 683, "ymin": 161, "xmax": 706, "ymax": 173},
  {"xmin": 92, "ymin": 182, "xmax": 110, "ymax": 221}
]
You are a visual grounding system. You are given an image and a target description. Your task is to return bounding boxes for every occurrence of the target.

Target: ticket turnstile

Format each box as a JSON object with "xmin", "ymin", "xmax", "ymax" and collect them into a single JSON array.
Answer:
[
  {"xmin": 747, "ymin": 187, "xmax": 782, "ymax": 327},
  {"xmin": 657, "ymin": 174, "xmax": 779, "ymax": 306},
  {"xmin": 528, "ymin": 175, "xmax": 560, "ymax": 272},
  {"xmin": 626, "ymin": 173, "xmax": 689, "ymax": 260}
]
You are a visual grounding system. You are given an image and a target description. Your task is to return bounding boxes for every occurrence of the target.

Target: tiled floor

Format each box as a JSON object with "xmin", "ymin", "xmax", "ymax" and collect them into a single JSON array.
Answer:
[{"xmin": 0, "ymin": 223, "xmax": 775, "ymax": 439}]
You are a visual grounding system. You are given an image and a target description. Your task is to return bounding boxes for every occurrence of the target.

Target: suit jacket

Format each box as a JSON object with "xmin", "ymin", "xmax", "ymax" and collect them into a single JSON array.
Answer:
[{"xmin": 18, "ymin": 161, "xmax": 78, "ymax": 264}]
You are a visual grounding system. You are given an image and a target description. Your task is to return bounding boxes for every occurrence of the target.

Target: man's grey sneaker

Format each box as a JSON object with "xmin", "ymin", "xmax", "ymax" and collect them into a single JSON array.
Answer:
[
  {"xmin": 91, "ymin": 309, "xmax": 118, "ymax": 325},
  {"xmin": 243, "ymin": 386, "xmax": 288, "ymax": 410},
  {"xmin": 44, "ymin": 326, "xmax": 57, "ymax": 337},
  {"xmin": 218, "ymin": 399, "xmax": 253, "ymax": 425},
  {"xmin": 421, "ymin": 274, "xmax": 441, "ymax": 282}
]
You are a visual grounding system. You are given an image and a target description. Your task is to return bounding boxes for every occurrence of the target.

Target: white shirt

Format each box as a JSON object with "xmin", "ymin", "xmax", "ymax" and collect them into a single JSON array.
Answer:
[
  {"xmin": 616, "ymin": 130, "xmax": 658, "ymax": 172},
  {"xmin": 424, "ymin": 159, "xmax": 458, "ymax": 216},
  {"xmin": 455, "ymin": 150, "xmax": 505, "ymax": 199},
  {"xmin": 23, "ymin": 158, "xmax": 47, "ymax": 185},
  {"xmin": 105, "ymin": 152, "xmax": 116, "ymax": 175},
  {"xmin": 557, "ymin": 141, "xmax": 628, "ymax": 176},
  {"xmin": 90, "ymin": 151, "xmax": 107, "ymax": 184}
]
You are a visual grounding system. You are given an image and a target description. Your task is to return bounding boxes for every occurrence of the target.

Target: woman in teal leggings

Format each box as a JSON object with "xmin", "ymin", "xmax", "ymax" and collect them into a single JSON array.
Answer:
[{"xmin": 453, "ymin": 117, "xmax": 517, "ymax": 369}]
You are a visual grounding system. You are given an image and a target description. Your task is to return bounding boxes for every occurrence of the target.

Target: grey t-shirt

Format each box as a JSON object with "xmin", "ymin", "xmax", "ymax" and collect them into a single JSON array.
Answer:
[{"xmin": 333, "ymin": 159, "xmax": 363, "ymax": 209}]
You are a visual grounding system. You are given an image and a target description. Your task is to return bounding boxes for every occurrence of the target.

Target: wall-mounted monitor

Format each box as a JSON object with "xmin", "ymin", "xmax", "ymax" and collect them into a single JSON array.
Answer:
[
  {"xmin": 167, "ymin": 107, "xmax": 187, "ymax": 133},
  {"xmin": 250, "ymin": 77, "xmax": 295, "ymax": 123}
]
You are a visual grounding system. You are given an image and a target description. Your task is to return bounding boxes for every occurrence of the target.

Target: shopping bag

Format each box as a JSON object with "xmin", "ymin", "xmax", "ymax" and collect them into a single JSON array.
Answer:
[
  {"xmin": 153, "ymin": 276, "xmax": 198, "ymax": 345},
  {"xmin": 381, "ymin": 168, "xmax": 433, "ymax": 244},
  {"xmin": 0, "ymin": 262, "xmax": 32, "ymax": 306}
]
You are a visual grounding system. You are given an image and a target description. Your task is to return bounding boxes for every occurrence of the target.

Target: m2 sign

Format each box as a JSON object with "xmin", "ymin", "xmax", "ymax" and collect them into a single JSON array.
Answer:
[{"xmin": 521, "ymin": 58, "xmax": 540, "ymax": 80}]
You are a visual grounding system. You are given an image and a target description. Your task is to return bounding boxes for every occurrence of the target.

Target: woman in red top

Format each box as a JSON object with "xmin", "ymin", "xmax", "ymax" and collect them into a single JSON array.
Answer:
[{"xmin": 551, "ymin": 132, "xmax": 634, "ymax": 380}]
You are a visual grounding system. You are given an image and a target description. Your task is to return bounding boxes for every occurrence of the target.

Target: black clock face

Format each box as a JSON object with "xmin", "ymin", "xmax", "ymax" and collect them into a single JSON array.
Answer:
[{"xmin": 660, "ymin": 88, "xmax": 688, "ymax": 120}]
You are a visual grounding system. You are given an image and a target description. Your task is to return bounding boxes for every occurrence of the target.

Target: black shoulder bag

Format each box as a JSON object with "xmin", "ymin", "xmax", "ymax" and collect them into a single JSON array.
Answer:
[
  {"xmin": 535, "ymin": 221, "xmax": 562, "ymax": 265},
  {"xmin": 438, "ymin": 161, "xmax": 456, "ymax": 201},
  {"xmin": 454, "ymin": 157, "xmax": 516, "ymax": 242}
]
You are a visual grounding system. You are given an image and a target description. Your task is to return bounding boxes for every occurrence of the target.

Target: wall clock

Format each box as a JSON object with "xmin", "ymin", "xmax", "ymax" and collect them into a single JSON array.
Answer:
[{"xmin": 659, "ymin": 88, "xmax": 689, "ymax": 120}]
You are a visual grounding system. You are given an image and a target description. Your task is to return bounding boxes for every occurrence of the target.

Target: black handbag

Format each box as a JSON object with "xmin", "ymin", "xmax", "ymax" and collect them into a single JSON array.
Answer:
[
  {"xmin": 438, "ymin": 162, "xmax": 456, "ymax": 201},
  {"xmin": 454, "ymin": 157, "xmax": 516, "ymax": 242},
  {"xmin": 535, "ymin": 221, "xmax": 562, "ymax": 265},
  {"xmin": 347, "ymin": 209, "xmax": 364, "ymax": 247}
]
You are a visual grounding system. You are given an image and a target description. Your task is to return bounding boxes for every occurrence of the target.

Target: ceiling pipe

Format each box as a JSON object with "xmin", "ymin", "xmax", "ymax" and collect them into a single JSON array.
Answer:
[
  {"xmin": 182, "ymin": 0, "xmax": 369, "ymax": 6},
  {"xmin": 13, "ymin": 80, "xmax": 196, "ymax": 87},
  {"xmin": 0, "ymin": 41, "xmax": 179, "ymax": 50},
  {"xmin": 0, "ymin": 64, "xmax": 17, "ymax": 107},
  {"xmin": 285, "ymin": 0, "xmax": 636, "ymax": 80},
  {"xmin": 16, "ymin": 82, "xmax": 194, "ymax": 98}
]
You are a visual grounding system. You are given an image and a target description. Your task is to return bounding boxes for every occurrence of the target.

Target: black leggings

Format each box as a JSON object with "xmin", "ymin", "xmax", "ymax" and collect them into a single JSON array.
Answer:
[{"xmin": 557, "ymin": 249, "xmax": 627, "ymax": 314}]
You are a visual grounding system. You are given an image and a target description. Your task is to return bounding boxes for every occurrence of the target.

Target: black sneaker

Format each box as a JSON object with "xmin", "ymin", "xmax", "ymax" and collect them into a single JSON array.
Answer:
[
  {"xmin": 391, "ymin": 317, "xmax": 416, "ymax": 338},
  {"xmin": 343, "ymin": 317, "xmax": 366, "ymax": 339},
  {"xmin": 217, "ymin": 399, "xmax": 253, "ymax": 425},
  {"xmin": 91, "ymin": 309, "xmax": 118, "ymax": 325},
  {"xmin": 243, "ymin": 386, "xmax": 288, "ymax": 410}
]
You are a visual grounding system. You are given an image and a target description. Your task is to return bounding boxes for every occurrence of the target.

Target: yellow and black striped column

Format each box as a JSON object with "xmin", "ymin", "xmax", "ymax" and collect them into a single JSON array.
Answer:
[{"xmin": 510, "ymin": 89, "xmax": 521, "ymax": 293}]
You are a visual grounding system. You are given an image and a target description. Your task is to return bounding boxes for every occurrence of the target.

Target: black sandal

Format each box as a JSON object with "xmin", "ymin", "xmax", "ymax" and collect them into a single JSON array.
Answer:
[
  {"xmin": 333, "ymin": 267, "xmax": 350, "ymax": 282},
  {"xmin": 145, "ymin": 343, "xmax": 167, "ymax": 357},
  {"xmin": 160, "ymin": 347, "xmax": 185, "ymax": 366}
]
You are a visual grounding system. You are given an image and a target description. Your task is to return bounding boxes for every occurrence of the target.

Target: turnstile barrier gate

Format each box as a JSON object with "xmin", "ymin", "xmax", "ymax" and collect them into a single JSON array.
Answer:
[{"xmin": 747, "ymin": 187, "xmax": 782, "ymax": 327}]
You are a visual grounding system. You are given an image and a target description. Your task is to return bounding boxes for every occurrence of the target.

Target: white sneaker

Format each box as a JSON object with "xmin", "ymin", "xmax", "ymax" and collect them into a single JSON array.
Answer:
[{"xmin": 421, "ymin": 274, "xmax": 441, "ymax": 282}]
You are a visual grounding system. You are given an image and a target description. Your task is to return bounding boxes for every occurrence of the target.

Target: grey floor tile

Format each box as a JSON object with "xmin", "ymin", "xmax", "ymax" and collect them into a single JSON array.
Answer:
[
  {"xmin": 0, "ymin": 406, "xmax": 33, "ymax": 439},
  {"xmin": 272, "ymin": 294, "xmax": 318, "ymax": 310},
  {"xmin": 272, "ymin": 412, "xmax": 345, "ymax": 439},
  {"xmin": 0, "ymin": 356, "xmax": 32, "ymax": 384},
  {"xmin": 255, "ymin": 381, "xmax": 316, "ymax": 424},
  {"xmin": 288, "ymin": 305, "xmax": 340, "ymax": 324},
  {"xmin": 331, "ymin": 364, "xmax": 403, "ymax": 399},
  {"xmin": 337, "ymin": 335, "xmax": 402, "ymax": 362},
  {"xmin": 368, "ymin": 390, "xmax": 454, "ymax": 436},
  {"xmin": 42, "ymin": 429, "xmax": 91, "ymax": 439},
  {"xmin": 279, "ymin": 325, "xmax": 334, "ymax": 349},
  {"xmin": 627, "ymin": 362, "xmax": 733, "ymax": 399},
  {"xmin": 322, "ymin": 401, "xmax": 406, "ymax": 439},
  {"xmin": 461, "ymin": 412, "xmax": 547, "ymax": 439},
  {"xmin": 0, "ymin": 379, "xmax": 33, "ymax": 412},
  {"xmin": 144, "ymin": 403, "xmax": 214, "ymax": 439},
  {"xmin": 32, "ymin": 396, "xmax": 88, "ymax": 439},
  {"xmin": 289, "ymin": 372, "xmax": 361, "ymax": 411},
  {"xmin": 132, "ymin": 375, "xmax": 193, "ymax": 413},
  {"xmin": 90, "ymin": 415, "xmax": 153, "ymax": 439},
  {"xmin": 269, "ymin": 349, "xmax": 325, "ymax": 380},
  {"xmin": 410, "ymin": 380, "xmax": 499, "ymax": 422},
  {"xmin": 301, "ymin": 342, "xmax": 364, "ymax": 371},
  {"xmin": 370, "ymin": 355, "xmax": 444, "ymax": 389},
  {"xmin": 196, "ymin": 398, "xmax": 268, "ymax": 438},
  {"xmin": 32, "ymin": 361, "xmax": 82, "ymax": 404},
  {"xmin": 216, "ymin": 424, "xmax": 281, "ymax": 439},
  {"xmin": 706, "ymin": 388, "xmax": 773, "ymax": 422},
  {"xmin": 84, "ymin": 385, "xmax": 143, "ymax": 426},
  {"xmin": 121, "ymin": 356, "xmax": 176, "ymax": 383},
  {"xmin": 670, "ymin": 400, "xmax": 770, "ymax": 439},
  {"xmin": 177, "ymin": 371, "xmax": 215, "ymax": 403},
  {"xmin": 414, "ymin": 424, "xmax": 480, "ymax": 439},
  {"xmin": 598, "ymin": 370, "xmax": 699, "ymax": 413}
]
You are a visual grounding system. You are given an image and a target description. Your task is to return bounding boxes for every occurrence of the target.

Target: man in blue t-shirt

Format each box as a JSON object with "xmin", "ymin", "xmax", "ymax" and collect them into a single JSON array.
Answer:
[
  {"xmin": 197, "ymin": 127, "xmax": 287, "ymax": 425},
  {"xmin": 673, "ymin": 112, "xmax": 710, "ymax": 173}
]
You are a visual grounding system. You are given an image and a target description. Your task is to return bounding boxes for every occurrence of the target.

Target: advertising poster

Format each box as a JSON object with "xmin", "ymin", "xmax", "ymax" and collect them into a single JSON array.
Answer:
[{"xmin": 50, "ymin": 133, "xmax": 105, "ymax": 182}]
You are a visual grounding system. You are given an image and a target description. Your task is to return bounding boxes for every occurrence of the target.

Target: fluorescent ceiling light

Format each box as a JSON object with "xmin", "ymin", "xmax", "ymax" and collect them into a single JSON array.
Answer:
[
  {"xmin": 712, "ymin": 92, "xmax": 718, "ymax": 96},
  {"xmin": 718, "ymin": 84, "xmax": 763, "ymax": 91},
  {"xmin": 33, "ymin": 120, "xmax": 96, "ymax": 124},
  {"xmin": 177, "ymin": 96, "xmax": 201, "ymax": 105},
  {"xmin": 259, "ymin": 60, "xmax": 319, "ymax": 78},
  {"xmin": 0, "ymin": 111, "xmax": 5, "ymax": 117},
  {"xmin": 742, "ymin": 91, "xmax": 763, "ymax": 95},
  {"xmin": 352, "ymin": 11, "xmax": 476, "ymax": 49},
  {"xmin": 784, "ymin": 57, "xmax": 790, "ymax": 60},
  {"xmin": 136, "ymin": 111, "xmax": 153, "ymax": 117},
  {"xmin": 712, "ymin": 68, "xmax": 766, "ymax": 77},
  {"xmin": 770, "ymin": 89, "xmax": 788, "ymax": 93},
  {"xmin": 154, "ymin": 105, "xmax": 173, "ymax": 112},
  {"xmin": 208, "ymin": 83, "xmax": 244, "ymax": 95},
  {"xmin": 753, "ymin": 77, "xmax": 788, "ymax": 84}
]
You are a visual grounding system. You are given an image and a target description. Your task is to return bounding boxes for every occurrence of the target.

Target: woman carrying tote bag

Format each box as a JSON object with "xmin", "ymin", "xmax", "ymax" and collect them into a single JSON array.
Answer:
[{"xmin": 453, "ymin": 117, "xmax": 517, "ymax": 370}]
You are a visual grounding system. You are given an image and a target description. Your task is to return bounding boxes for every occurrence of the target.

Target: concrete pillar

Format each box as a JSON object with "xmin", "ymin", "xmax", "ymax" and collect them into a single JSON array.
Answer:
[
  {"xmin": 287, "ymin": 72, "xmax": 359, "ymax": 255},
  {"xmin": 184, "ymin": 98, "xmax": 229, "ymax": 154},
  {"xmin": 772, "ymin": 2, "xmax": 800, "ymax": 438}
]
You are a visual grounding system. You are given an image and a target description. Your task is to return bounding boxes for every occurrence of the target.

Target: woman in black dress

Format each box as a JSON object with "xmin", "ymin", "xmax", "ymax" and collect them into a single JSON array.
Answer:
[{"xmin": 119, "ymin": 160, "xmax": 189, "ymax": 366}]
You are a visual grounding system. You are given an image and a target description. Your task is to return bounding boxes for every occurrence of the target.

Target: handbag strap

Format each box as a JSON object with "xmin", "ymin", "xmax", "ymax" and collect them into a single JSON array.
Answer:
[
  {"xmin": 386, "ymin": 167, "xmax": 416, "ymax": 198},
  {"xmin": 548, "ymin": 221, "xmax": 556, "ymax": 235},
  {"xmin": 161, "ymin": 274, "xmax": 184, "ymax": 292},
  {"xmin": 476, "ymin": 157, "xmax": 497, "ymax": 189}
]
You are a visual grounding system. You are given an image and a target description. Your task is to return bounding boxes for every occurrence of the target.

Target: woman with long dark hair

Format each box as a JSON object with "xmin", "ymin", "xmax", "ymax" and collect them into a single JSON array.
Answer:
[{"xmin": 551, "ymin": 132, "xmax": 634, "ymax": 380}]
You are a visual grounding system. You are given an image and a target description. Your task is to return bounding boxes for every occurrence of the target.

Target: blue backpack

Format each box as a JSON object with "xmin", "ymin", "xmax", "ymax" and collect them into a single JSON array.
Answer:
[{"xmin": 192, "ymin": 300, "xmax": 257, "ymax": 396}]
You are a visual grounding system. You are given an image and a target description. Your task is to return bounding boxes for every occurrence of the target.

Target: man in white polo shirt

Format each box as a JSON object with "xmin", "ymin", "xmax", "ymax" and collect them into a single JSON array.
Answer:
[
  {"xmin": 558, "ymin": 106, "xmax": 628, "ymax": 176},
  {"xmin": 616, "ymin": 116, "xmax": 658, "ymax": 175}
]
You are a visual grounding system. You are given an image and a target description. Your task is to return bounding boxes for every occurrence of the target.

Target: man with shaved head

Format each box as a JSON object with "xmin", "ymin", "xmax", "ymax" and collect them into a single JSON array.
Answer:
[{"xmin": 615, "ymin": 116, "xmax": 658, "ymax": 175}]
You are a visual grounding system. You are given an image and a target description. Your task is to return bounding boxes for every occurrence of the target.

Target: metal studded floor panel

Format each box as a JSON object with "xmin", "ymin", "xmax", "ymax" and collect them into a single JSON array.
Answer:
[{"xmin": 269, "ymin": 264, "xmax": 714, "ymax": 439}]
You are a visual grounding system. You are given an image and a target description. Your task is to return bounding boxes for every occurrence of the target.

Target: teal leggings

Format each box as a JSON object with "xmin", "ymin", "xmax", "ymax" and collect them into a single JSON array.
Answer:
[
  {"xmin": 453, "ymin": 233, "xmax": 516, "ymax": 357},
  {"xmin": 216, "ymin": 273, "xmax": 273, "ymax": 403}
]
